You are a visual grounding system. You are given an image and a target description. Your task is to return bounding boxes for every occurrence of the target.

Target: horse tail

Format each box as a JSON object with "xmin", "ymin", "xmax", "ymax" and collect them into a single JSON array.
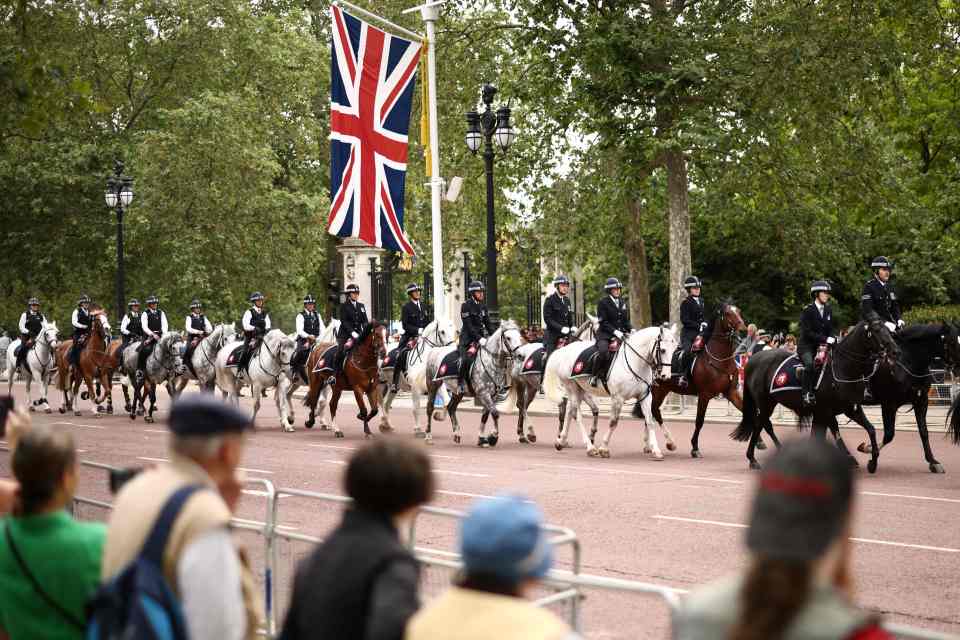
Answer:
[
  {"xmin": 543, "ymin": 358, "xmax": 567, "ymax": 404},
  {"xmin": 730, "ymin": 380, "xmax": 757, "ymax": 442},
  {"xmin": 948, "ymin": 393, "xmax": 960, "ymax": 446}
]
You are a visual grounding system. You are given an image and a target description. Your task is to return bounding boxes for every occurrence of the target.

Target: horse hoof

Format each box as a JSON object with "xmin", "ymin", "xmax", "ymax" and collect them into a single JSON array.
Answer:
[
  {"xmin": 487, "ymin": 434, "xmax": 498, "ymax": 447},
  {"xmin": 320, "ymin": 424, "xmax": 331, "ymax": 431},
  {"xmin": 44, "ymin": 408, "xmax": 52, "ymax": 414},
  {"xmin": 368, "ymin": 408, "xmax": 379, "ymax": 420},
  {"xmin": 643, "ymin": 446, "xmax": 652, "ymax": 454},
  {"xmin": 124, "ymin": 404, "xmax": 132, "ymax": 413},
  {"xmin": 477, "ymin": 436, "xmax": 487, "ymax": 447},
  {"xmin": 28, "ymin": 405, "xmax": 36, "ymax": 412},
  {"xmin": 73, "ymin": 410, "xmax": 81, "ymax": 417},
  {"xmin": 867, "ymin": 460, "xmax": 878, "ymax": 474},
  {"xmin": 97, "ymin": 406, "xmax": 105, "ymax": 413},
  {"xmin": 519, "ymin": 436, "xmax": 529, "ymax": 444},
  {"xmin": 414, "ymin": 429, "xmax": 426, "ymax": 439},
  {"xmin": 587, "ymin": 447, "xmax": 600, "ymax": 457},
  {"xmin": 145, "ymin": 416, "xmax": 154, "ymax": 424},
  {"xmin": 305, "ymin": 418, "xmax": 315, "ymax": 429},
  {"xmin": 528, "ymin": 434, "xmax": 537, "ymax": 444},
  {"xmin": 930, "ymin": 462, "xmax": 945, "ymax": 474},
  {"xmin": 691, "ymin": 449, "xmax": 702, "ymax": 459},
  {"xmin": 756, "ymin": 440, "xmax": 767, "ymax": 451},
  {"xmin": 749, "ymin": 460, "xmax": 762, "ymax": 471},
  {"xmin": 284, "ymin": 425, "xmax": 295, "ymax": 433},
  {"xmin": 106, "ymin": 407, "xmax": 113, "ymax": 415},
  {"xmin": 426, "ymin": 434, "xmax": 435, "ymax": 446},
  {"xmin": 58, "ymin": 407, "xmax": 66, "ymax": 414},
  {"xmin": 379, "ymin": 423, "xmax": 395, "ymax": 434},
  {"xmin": 555, "ymin": 440, "xmax": 564, "ymax": 451},
  {"xmin": 136, "ymin": 408, "xmax": 144, "ymax": 416},
  {"xmin": 857, "ymin": 442, "xmax": 872, "ymax": 454},
  {"xmin": 81, "ymin": 391, "xmax": 89, "ymax": 400},
  {"xmin": 364, "ymin": 432, "xmax": 374, "ymax": 440},
  {"xmin": 356, "ymin": 412, "xmax": 367, "ymax": 421},
  {"xmin": 334, "ymin": 431, "xmax": 344, "ymax": 439},
  {"xmin": 129, "ymin": 414, "xmax": 136, "ymax": 421},
  {"xmin": 666, "ymin": 441, "xmax": 676, "ymax": 452},
  {"xmin": 651, "ymin": 452, "xmax": 664, "ymax": 461},
  {"xmin": 599, "ymin": 448, "xmax": 611, "ymax": 458}
]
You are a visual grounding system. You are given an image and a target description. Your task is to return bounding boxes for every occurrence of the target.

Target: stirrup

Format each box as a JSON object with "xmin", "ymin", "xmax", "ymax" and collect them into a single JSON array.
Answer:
[
  {"xmin": 326, "ymin": 375, "xmax": 336, "ymax": 386},
  {"xmin": 590, "ymin": 376, "xmax": 599, "ymax": 388},
  {"xmin": 678, "ymin": 376, "xmax": 689, "ymax": 389},
  {"xmin": 389, "ymin": 382, "xmax": 400, "ymax": 393},
  {"xmin": 803, "ymin": 392, "xmax": 816, "ymax": 407}
]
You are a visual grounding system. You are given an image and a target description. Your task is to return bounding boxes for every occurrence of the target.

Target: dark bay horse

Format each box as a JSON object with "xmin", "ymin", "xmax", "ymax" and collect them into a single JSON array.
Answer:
[
  {"xmin": 54, "ymin": 308, "xmax": 114, "ymax": 417},
  {"xmin": 948, "ymin": 392, "xmax": 960, "ymax": 446},
  {"xmin": 303, "ymin": 323, "xmax": 387, "ymax": 438},
  {"xmin": 635, "ymin": 300, "xmax": 747, "ymax": 457},
  {"xmin": 848, "ymin": 323, "xmax": 960, "ymax": 473},
  {"xmin": 732, "ymin": 313, "xmax": 899, "ymax": 473}
]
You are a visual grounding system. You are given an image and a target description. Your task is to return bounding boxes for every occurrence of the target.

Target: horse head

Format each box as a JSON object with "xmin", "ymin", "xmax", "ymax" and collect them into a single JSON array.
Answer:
[
  {"xmin": 40, "ymin": 322, "xmax": 60, "ymax": 351},
  {"xmin": 492, "ymin": 319, "xmax": 525, "ymax": 359},
  {"xmin": 265, "ymin": 329, "xmax": 297, "ymax": 365},
  {"xmin": 159, "ymin": 332, "xmax": 186, "ymax": 375},
  {"xmin": 714, "ymin": 299, "xmax": 746, "ymax": 336},
  {"xmin": 371, "ymin": 322, "xmax": 387, "ymax": 360},
  {"xmin": 431, "ymin": 318, "xmax": 456, "ymax": 346},
  {"xmin": 943, "ymin": 323, "xmax": 960, "ymax": 374},
  {"xmin": 862, "ymin": 312, "xmax": 900, "ymax": 367},
  {"xmin": 657, "ymin": 323, "xmax": 680, "ymax": 381}
]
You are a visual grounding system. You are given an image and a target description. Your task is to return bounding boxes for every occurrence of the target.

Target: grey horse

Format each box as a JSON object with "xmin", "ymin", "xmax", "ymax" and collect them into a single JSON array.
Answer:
[{"xmin": 118, "ymin": 332, "xmax": 186, "ymax": 423}]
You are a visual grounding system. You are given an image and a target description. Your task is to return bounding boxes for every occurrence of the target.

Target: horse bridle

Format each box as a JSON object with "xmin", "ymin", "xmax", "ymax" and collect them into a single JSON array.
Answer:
[
  {"xmin": 703, "ymin": 306, "xmax": 741, "ymax": 364},
  {"xmin": 149, "ymin": 336, "xmax": 184, "ymax": 380},
  {"xmin": 619, "ymin": 327, "xmax": 670, "ymax": 393},
  {"xmin": 829, "ymin": 320, "xmax": 889, "ymax": 384},
  {"xmin": 257, "ymin": 334, "xmax": 293, "ymax": 380},
  {"xmin": 198, "ymin": 329, "xmax": 229, "ymax": 371}
]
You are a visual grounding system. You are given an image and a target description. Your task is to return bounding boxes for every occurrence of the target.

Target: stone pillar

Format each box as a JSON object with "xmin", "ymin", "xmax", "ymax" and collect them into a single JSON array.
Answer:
[
  {"xmin": 336, "ymin": 238, "xmax": 385, "ymax": 311},
  {"xmin": 573, "ymin": 264, "xmax": 585, "ymax": 322},
  {"xmin": 446, "ymin": 248, "xmax": 470, "ymax": 331}
]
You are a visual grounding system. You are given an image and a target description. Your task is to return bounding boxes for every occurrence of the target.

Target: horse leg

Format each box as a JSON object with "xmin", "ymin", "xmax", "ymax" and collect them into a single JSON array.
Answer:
[
  {"xmin": 277, "ymin": 379, "xmax": 294, "ymax": 432},
  {"xmin": 914, "ymin": 396, "xmax": 944, "ymax": 474},
  {"xmin": 690, "ymin": 394, "xmax": 709, "ymax": 458},
  {"xmin": 424, "ymin": 384, "xmax": 437, "ymax": 445},
  {"xmin": 485, "ymin": 395, "xmax": 501, "ymax": 448},
  {"xmin": 556, "ymin": 397, "xmax": 567, "ymax": 440},
  {"xmin": 379, "ymin": 386, "xmax": 395, "ymax": 431},
  {"xmin": 329, "ymin": 388, "xmax": 344, "ymax": 438},
  {"xmin": 409, "ymin": 385, "xmax": 424, "ymax": 438},
  {"xmin": 600, "ymin": 397, "xmax": 630, "ymax": 459},
  {"xmin": 826, "ymin": 416, "xmax": 858, "ymax": 467},
  {"xmin": 478, "ymin": 409, "xmax": 490, "ymax": 447},
  {"xmin": 582, "ymin": 393, "xmax": 600, "ymax": 445},
  {"xmin": 516, "ymin": 385, "xmax": 528, "ymax": 443},
  {"xmin": 146, "ymin": 385, "xmax": 158, "ymax": 424},
  {"xmin": 575, "ymin": 391, "xmax": 599, "ymax": 457},
  {"xmin": 845, "ymin": 404, "xmax": 879, "ymax": 473},
  {"xmin": 447, "ymin": 390, "xmax": 464, "ymax": 445},
  {"xmin": 523, "ymin": 381, "xmax": 537, "ymax": 443}
]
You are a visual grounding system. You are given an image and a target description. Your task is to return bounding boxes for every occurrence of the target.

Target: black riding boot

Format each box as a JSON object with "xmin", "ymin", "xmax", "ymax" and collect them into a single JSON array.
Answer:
[
  {"xmin": 391, "ymin": 349, "xmax": 405, "ymax": 392},
  {"xmin": 802, "ymin": 366, "xmax": 816, "ymax": 407},
  {"xmin": 678, "ymin": 351, "xmax": 691, "ymax": 389},
  {"xmin": 15, "ymin": 338, "xmax": 29, "ymax": 369}
]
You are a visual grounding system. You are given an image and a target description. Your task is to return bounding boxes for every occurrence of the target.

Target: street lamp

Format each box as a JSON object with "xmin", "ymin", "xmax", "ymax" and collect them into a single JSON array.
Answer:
[
  {"xmin": 104, "ymin": 160, "xmax": 133, "ymax": 324},
  {"xmin": 464, "ymin": 83, "xmax": 516, "ymax": 325}
]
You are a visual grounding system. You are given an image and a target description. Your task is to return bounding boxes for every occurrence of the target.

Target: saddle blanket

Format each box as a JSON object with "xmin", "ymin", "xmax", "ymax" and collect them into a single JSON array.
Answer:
[
  {"xmin": 769, "ymin": 354, "xmax": 825, "ymax": 394},
  {"xmin": 225, "ymin": 344, "xmax": 245, "ymax": 368},
  {"xmin": 312, "ymin": 345, "xmax": 339, "ymax": 373},
  {"xmin": 670, "ymin": 350, "xmax": 698, "ymax": 380},
  {"xmin": 435, "ymin": 350, "xmax": 467, "ymax": 381},
  {"xmin": 521, "ymin": 347, "xmax": 546, "ymax": 376},
  {"xmin": 570, "ymin": 346, "xmax": 599, "ymax": 378},
  {"xmin": 381, "ymin": 347, "xmax": 402, "ymax": 370}
]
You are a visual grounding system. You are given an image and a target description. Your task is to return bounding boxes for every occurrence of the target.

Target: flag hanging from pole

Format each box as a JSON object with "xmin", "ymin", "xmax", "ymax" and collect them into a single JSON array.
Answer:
[{"xmin": 327, "ymin": 4, "xmax": 421, "ymax": 255}]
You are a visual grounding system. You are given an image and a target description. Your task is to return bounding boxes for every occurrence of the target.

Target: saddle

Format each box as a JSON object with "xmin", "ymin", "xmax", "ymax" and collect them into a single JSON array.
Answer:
[
  {"xmin": 224, "ymin": 344, "xmax": 246, "ymax": 368},
  {"xmin": 769, "ymin": 349, "xmax": 831, "ymax": 395},
  {"xmin": 312, "ymin": 344, "xmax": 339, "ymax": 374},
  {"xmin": 521, "ymin": 346, "xmax": 546, "ymax": 376},
  {"xmin": 570, "ymin": 340, "xmax": 621, "ymax": 380},
  {"xmin": 435, "ymin": 350, "xmax": 467, "ymax": 382}
]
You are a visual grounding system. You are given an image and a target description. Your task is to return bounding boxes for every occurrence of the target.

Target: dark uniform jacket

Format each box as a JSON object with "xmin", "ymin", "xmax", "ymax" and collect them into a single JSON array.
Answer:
[
  {"xmin": 74, "ymin": 307, "xmax": 91, "ymax": 339},
  {"xmin": 300, "ymin": 311, "xmax": 321, "ymax": 338},
  {"xmin": 459, "ymin": 298, "xmax": 492, "ymax": 347},
  {"xmin": 144, "ymin": 308, "xmax": 165, "ymax": 335},
  {"xmin": 22, "ymin": 311, "xmax": 44, "ymax": 337},
  {"xmin": 542, "ymin": 292, "xmax": 575, "ymax": 350},
  {"xmin": 680, "ymin": 295, "xmax": 706, "ymax": 348},
  {"xmin": 860, "ymin": 277, "xmax": 901, "ymax": 324},
  {"xmin": 122, "ymin": 312, "xmax": 143, "ymax": 344},
  {"xmin": 247, "ymin": 307, "xmax": 268, "ymax": 335},
  {"xmin": 337, "ymin": 300, "xmax": 369, "ymax": 342},
  {"xmin": 597, "ymin": 295, "xmax": 632, "ymax": 341},
  {"xmin": 188, "ymin": 314, "xmax": 209, "ymax": 336},
  {"xmin": 400, "ymin": 300, "xmax": 430, "ymax": 343},
  {"xmin": 799, "ymin": 302, "xmax": 834, "ymax": 353}
]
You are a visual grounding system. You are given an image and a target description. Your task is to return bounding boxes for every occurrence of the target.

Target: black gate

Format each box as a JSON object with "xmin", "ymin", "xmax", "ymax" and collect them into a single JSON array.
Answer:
[
  {"xmin": 525, "ymin": 287, "xmax": 541, "ymax": 330},
  {"xmin": 370, "ymin": 257, "xmax": 394, "ymax": 324},
  {"xmin": 422, "ymin": 271, "xmax": 435, "ymax": 319}
]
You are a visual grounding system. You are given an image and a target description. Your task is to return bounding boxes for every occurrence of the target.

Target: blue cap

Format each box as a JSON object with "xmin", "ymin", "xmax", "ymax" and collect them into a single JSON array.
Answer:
[
  {"xmin": 460, "ymin": 495, "xmax": 553, "ymax": 583},
  {"xmin": 168, "ymin": 394, "xmax": 254, "ymax": 436}
]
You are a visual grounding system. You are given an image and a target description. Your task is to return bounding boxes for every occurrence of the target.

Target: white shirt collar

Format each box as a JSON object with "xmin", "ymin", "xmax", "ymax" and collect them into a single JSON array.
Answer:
[{"xmin": 815, "ymin": 301, "xmax": 825, "ymax": 313}]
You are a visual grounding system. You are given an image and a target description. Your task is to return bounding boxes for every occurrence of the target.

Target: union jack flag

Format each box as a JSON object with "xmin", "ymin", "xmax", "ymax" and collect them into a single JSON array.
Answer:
[{"xmin": 327, "ymin": 5, "xmax": 421, "ymax": 255}]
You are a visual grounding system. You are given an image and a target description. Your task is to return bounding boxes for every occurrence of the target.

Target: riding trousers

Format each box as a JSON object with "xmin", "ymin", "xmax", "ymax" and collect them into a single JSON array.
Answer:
[{"xmin": 799, "ymin": 347, "xmax": 817, "ymax": 395}]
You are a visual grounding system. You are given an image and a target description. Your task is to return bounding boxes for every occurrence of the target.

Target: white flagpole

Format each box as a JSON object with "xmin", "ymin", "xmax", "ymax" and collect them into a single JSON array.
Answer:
[{"xmin": 406, "ymin": 0, "xmax": 446, "ymax": 319}]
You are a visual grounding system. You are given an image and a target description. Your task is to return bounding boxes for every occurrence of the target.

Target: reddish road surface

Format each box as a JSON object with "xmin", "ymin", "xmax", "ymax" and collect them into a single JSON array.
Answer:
[{"xmin": 2, "ymin": 382, "xmax": 958, "ymax": 639}]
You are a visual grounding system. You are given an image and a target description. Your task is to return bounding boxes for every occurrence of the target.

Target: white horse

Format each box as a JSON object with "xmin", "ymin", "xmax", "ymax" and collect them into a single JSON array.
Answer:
[
  {"xmin": 173, "ymin": 324, "xmax": 236, "ymax": 395},
  {"xmin": 4, "ymin": 323, "xmax": 60, "ymax": 412},
  {"xmin": 215, "ymin": 329, "xmax": 297, "ymax": 431},
  {"xmin": 380, "ymin": 317, "xmax": 457, "ymax": 436},
  {"xmin": 543, "ymin": 325, "xmax": 678, "ymax": 459},
  {"xmin": 0, "ymin": 335, "xmax": 10, "ymax": 380}
]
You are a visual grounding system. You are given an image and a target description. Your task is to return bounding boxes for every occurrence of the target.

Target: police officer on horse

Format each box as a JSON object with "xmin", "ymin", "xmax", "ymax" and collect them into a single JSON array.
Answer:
[
  {"xmin": 799, "ymin": 280, "xmax": 836, "ymax": 407},
  {"xmin": 457, "ymin": 280, "xmax": 494, "ymax": 395},
  {"xmin": 861, "ymin": 256, "xmax": 903, "ymax": 332},
  {"xmin": 678, "ymin": 275, "xmax": 707, "ymax": 389},
  {"xmin": 183, "ymin": 300, "xmax": 213, "ymax": 375},
  {"xmin": 329, "ymin": 284, "xmax": 370, "ymax": 386},
  {"xmin": 69, "ymin": 294, "xmax": 93, "ymax": 367},
  {"xmin": 240, "ymin": 292, "xmax": 272, "ymax": 374},
  {"xmin": 391, "ymin": 283, "xmax": 430, "ymax": 392},
  {"xmin": 119, "ymin": 298, "xmax": 143, "ymax": 357},
  {"xmin": 542, "ymin": 274, "xmax": 575, "ymax": 362},
  {"xmin": 137, "ymin": 295, "xmax": 169, "ymax": 377},
  {"xmin": 293, "ymin": 294, "xmax": 322, "ymax": 383},
  {"xmin": 15, "ymin": 297, "xmax": 46, "ymax": 370},
  {"xmin": 591, "ymin": 277, "xmax": 632, "ymax": 388}
]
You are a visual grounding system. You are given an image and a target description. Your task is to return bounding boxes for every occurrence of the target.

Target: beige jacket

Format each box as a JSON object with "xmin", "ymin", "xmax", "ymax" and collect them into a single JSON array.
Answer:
[{"xmin": 405, "ymin": 587, "xmax": 576, "ymax": 640}]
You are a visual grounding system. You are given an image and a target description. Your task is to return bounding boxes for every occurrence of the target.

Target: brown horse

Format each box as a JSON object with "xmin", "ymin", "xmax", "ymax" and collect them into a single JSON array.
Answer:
[
  {"xmin": 54, "ymin": 308, "xmax": 115, "ymax": 417},
  {"xmin": 635, "ymin": 301, "xmax": 747, "ymax": 457},
  {"xmin": 302, "ymin": 323, "xmax": 387, "ymax": 438}
]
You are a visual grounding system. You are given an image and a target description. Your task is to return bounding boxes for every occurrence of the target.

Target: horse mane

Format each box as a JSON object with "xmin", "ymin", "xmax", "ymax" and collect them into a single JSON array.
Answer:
[
  {"xmin": 499, "ymin": 319, "xmax": 520, "ymax": 333},
  {"xmin": 898, "ymin": 323, "xmax": 944, "ymax": 343}
]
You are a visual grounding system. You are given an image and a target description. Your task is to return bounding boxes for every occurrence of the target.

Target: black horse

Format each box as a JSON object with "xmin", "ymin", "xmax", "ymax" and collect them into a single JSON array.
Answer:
[
  {"xmin": 845, "ymin": 323, "xmax": 960, "ymax": 474},
  {"xmin": 949, "ymin": 391, "xmax": 960, "ymax": 446},
  {"xmin": 732, "ymin": 313, "xmax": 899, "ymax": 473}
]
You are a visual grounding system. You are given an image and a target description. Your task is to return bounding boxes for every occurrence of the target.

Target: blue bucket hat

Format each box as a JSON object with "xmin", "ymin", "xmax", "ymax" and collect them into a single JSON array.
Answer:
[{"xmin": 460, "ymin": 495, "xmax": 553, "ymax": 583}]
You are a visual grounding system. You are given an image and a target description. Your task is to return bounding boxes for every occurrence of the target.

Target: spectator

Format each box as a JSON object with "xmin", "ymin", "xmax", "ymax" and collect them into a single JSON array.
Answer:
[
  {"xmin": 0, "ymin": 406, "xmax": 31, "ymax": 516},
  {"xmin": 784, "ymin": 334, "xmax": 797, "ymax": 353},
  {"xmin": 0, "ymin": 423, "xmax": 105, "ymax": 640},
  {"xmin": 406, "ymin": 495, "xmax": 579, "ymax": 640},
  {"xmin": 675, "ymin": 439, "xmax": 892, "ymax": 640},
  {"xmin": 101, "ymin": 394, "xmax": 261, "ymax": 640},
  {"xmin": 736, "ymin": 324, "xmax": 758, "ymax": 355},
  {"xmin": 769, "ymin": 333, "xmax": 782, "ymax": 350},
  {"xmin": 280, "ymin": 439, "xmax": 434, "ymax": 640},
  {"xmin": 751, "ymin": 330, "xmax": 770, "ymax": 354}
]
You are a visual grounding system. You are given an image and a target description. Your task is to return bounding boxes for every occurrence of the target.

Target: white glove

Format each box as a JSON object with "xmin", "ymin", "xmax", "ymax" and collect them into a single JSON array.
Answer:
[
  {"xmin": 351, "ymin": 331, "xmax": 359, "ymax": 339},
  {"xmin": 561, "ymin": 326, "xmax": 570, "ymax": 335},
  {"xmin": 479, "ymin": 338, "xmax": 487, "ymax": 346},
  {"xmin": 699, "ymin": 322, "xmax": 708, "ymax": 331},
  {"xmin": 613, "ymin": 330, "xmax": 624, "ymax": 339},
  {"xmin": 883, "ymin": 321, "xmax": 896, "ymax": 333},
  {"xmin": 826, "ymin": 336, "xmax": 836, "ymax": 345},
  {"xmin": 418, "ymin": 327, "xmax": 423, "ymax": 335},
  {"xmin": 897, "ymin": 319, "xmax": 905, "ymax": 328}
]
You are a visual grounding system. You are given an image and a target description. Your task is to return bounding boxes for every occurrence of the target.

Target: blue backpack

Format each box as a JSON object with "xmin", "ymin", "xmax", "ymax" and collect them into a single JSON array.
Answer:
[{"xmin": 87, "ymin": 485, "xmax": 203, "ymax": 640}]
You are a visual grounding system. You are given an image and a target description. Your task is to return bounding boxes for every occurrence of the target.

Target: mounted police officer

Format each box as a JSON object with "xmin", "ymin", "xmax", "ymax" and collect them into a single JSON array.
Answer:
[
  {"xmin": 457, "ymin": 280, "xmax": 494, "ymax": 395},
  {"xmin": 861, "ymin": 256, "xmax": 903, "ymax": 332},
  {"xmin": 799, "ymin": 280, "xmax": 836, "ymax": 407},
  {"xmin": 329, "ymin": 284, "xmax": 370, "ymax": 386},
  {"xmin": 119, "ymin": 298, "xmax": 143, "ymax": 358},
  {"xmin": 591, "ymin": 277, "xmax": 632, "ymax": 387},
  {"xmin": 69, "ymin": 294, "xmax": 93, "ymax": 367},
  {"xmin": 183, "ymin": 299, "xmax": 213, "ymax": 374},
  {"xmin": 678, "ymin": 275, "xmax": 708, "ymax": 389},
  {"xmin": 15, "ymin": 297, "xmax": 46, "ymax": 370},
  {"xmin": 542, "ymin": 274, "xmax": 575, "ymax": 362},
  {"xmin": 240, "ymin": 292, "xmax": 272, "ymax": 373},
  {"xmin": 137, "ymin": 295, "xmax": 169, "ymax": 376},
  {"xmin": 391, "ymin": 283, "xmax": 430, "ymax": 392},
  {"xmin": 293, "ymin": 294, "xmax": 323, "ymax": 382}
]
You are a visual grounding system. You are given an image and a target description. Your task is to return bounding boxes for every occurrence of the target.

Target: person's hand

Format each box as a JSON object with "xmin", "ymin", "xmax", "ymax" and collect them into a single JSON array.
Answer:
[
  {"xmin": 897, "ymin": 319, "xmax": 905, "ymax": 329},
  {"xmin": 418, "ymin": 327, "xmax": 423, "ymax": 335},
  {"xmin": 826, "ymin": 336, "xmax": 836, "ymax": 345},
  {"xmin": 5, "ymin": 408, "xmax": 31, "ymax": 450},
  {"xmin": 884, "ymin": 321, "xmax": 896, "ymax": 333},
  {"xmin": 479, "ymin": 338, "xmax": 487, "ymax": 346},
  {"xmin": 561, "ymin": 326, "xmax": 570, "ymax": 335},
  {"xmin": 699, "ymin": 322, "xmax": 708, "ymax": 331},
  {"xmin": 613, "ymin": 330, "xmax": 624, "ymax": 339},
  {"xmin": 351, "ymin": 331, "xmax": 359, "ymax": 339},
  {"xmin": 219, "ymin": 469, "xmax": 246, "ymax": 514}
]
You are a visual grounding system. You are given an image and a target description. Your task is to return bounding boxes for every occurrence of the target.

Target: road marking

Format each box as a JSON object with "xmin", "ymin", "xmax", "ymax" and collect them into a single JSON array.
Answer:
[
  {"xmin": 532, "ymin": 463, "xmax": 742, "ymax": 484},
  {"xmin": 310, "ymin": 443, "xmax": 459, "ymax": 460},
  {"xmin": 53, "ymin": 421, "xmax": 105, "ymax": 430},
  {"xmin": 322, "ymin": 459, "xmax": 486, "ymax": 477},
  {"xmin": 861, "ymin": 491, "xmax": 960, "ymax": 505},
  {"xmin": 144, "ymin": 429, "xmax": 167, "ymax": 434},
  {"xmin": 652, "ymin": 515, "xmax": 960, "ymax": 553},
  {"xmin": 436, "ymin": 490, "xmax": 534, "ymax": 503},
  {"xmin": 137, "ymin": 456, "xmax": 273, "ymax": 475}
]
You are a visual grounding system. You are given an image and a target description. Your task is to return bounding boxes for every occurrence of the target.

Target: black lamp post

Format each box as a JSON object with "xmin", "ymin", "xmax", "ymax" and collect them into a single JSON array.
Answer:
[
  {"xmin": 104, "ymin": 160, "xmax": 134, "ymax": 324},
  {"xmin": 465, "ymin": 83, "xmax": 516, "ymax": 326}
]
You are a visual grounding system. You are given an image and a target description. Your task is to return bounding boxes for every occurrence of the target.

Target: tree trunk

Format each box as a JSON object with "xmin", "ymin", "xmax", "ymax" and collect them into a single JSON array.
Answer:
[
  {"xmin": 665, "ymin": 149, "xmax": 691, "ymax": 327},
  {"xmin": 626, "ymin": 197, "xmax": 652, "ymax": 326}
]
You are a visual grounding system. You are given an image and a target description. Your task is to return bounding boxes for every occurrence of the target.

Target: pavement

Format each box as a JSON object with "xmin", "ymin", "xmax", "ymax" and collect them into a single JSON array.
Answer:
[{"xmin": 2, "ymin": 381, "xmax": 959, "ymax": 639}]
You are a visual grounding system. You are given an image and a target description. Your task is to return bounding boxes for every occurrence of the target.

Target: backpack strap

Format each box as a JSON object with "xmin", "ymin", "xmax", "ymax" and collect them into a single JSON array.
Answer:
[{"xmin": 140, "ymin": 485, "xmax": 204, "ymax": 567}]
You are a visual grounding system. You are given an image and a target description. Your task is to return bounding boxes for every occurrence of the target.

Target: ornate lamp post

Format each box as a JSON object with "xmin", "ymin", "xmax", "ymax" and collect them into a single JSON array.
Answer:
[
  {"xmin": 465, "ymin": 83, "xmax": 516, "ymax": 325},
  {"xmin": 104, "ymin": 160, "xmax": 134, "ymax": 324}
]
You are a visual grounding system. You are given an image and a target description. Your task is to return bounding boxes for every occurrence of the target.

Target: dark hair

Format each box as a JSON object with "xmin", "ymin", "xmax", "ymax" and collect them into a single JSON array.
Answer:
[
  {"xmin": 729, "ymin": 555, "xmax": 812, "ymax": 640},
  {"xmin": 12, "ymin": 424, "xmax": 77, "ymax": 515},
  {"xmin": 344, "ymin": 439, "xmax": 434, "ymax": 515}
]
